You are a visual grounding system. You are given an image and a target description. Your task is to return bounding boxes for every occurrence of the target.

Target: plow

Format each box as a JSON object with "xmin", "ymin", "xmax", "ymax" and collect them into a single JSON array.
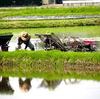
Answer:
[
  {"xmin": 0, "ymin": 33, "xmax": 97, "ymax": 52},
  {"xmin": 35, "ymin": 33, "xmax": 97, "ymax": 52}
]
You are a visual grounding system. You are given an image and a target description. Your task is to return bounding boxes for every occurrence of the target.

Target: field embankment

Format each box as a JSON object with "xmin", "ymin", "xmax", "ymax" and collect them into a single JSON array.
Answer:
[{"xmin": 0, "ymin": 50, "xmax": 100, "ymax": 80}]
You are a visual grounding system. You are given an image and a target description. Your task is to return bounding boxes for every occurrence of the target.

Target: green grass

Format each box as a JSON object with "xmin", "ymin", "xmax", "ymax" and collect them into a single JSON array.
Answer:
[
  {"xmin": 0, "ymin": 26, "xmax": 100, "ymax": 37},
  {"xmin": 0, "ymin": 6, "xmax": 100, "ymax": 18},
  {"xmin": 0, "ymin": 18, "xmax": 100, "ymax": 29},
  {"xmin": 0, "ymin": 50, "xmax": 100, "ymax": 80}
]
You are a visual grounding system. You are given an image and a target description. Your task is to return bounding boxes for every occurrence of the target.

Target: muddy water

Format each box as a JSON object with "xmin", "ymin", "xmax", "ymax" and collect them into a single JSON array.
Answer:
[
  {"xmin": 8, "ymin": 38, "xmax": 43, "ymax": 51},
  {"xmin": 0, "ymin": 77, "xmax": 100, "ymax": 99},
  {"xmin": 8, "ymin": 36, "xmax": 100, "ymax": 51},
  {"xmin": 3, "ymin": 15, "xmax": 100, "ymax": 20}
]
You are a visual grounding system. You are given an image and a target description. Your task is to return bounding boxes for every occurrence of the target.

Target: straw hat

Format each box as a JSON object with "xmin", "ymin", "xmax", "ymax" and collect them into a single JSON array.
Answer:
[{"xmin": 20, "ymin": 31, "xmax": 30, "ymax": 41}]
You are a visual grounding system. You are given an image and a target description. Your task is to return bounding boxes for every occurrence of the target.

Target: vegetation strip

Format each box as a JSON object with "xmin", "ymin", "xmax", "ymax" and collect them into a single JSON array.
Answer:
[
  {"xmin": 0, "ymin": 6, "xmax": 100, "ymax": 18},
  {"xmin": 0, "ymin": 50, "xmax": 100, "ymax": 80},
  {"xmin": 0, "ymin": 18, "xmax": 100, "ymax": 29},
  {"xmin": 0, "ymin": 26, "xmax": 100, "ymax": 37}
]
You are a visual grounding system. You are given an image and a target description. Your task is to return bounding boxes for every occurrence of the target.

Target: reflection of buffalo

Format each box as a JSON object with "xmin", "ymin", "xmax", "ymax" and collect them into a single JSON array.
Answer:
[
  {"xmin": 19, "ymin": 78, "xmax": 32, "ymax": 92},
  {"xmin": 39, "ymin": 79, "xmax": 80, "ymax": 90},
  {"xmin": 0, "ymin": 77, "xmax": 14, "ymax": 94},
  {"xmin": 39, "ymin": 79, "xmax": 62, "ymax": 90}
]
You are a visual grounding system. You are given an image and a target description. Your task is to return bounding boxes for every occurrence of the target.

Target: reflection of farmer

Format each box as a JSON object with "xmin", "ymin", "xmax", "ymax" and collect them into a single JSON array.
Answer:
[
  {"xmin": 16, "ymin": 32, "xmax": 34, "ymax": 50},
  {"xmin": 39, "ymin": 79, "xmax": 61, "ymax": 90},
  {"xmin": 0, "ymin": 77, "xmax": 14, "ymax": 94},
  {"xmin": 19, "ymin": 78, "xmax": 32, "ymax": 92}
]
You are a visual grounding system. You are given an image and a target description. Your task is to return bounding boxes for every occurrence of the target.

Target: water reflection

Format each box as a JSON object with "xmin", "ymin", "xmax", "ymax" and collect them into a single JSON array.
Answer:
[
  {"xmin": 0, "ymin": 77, "xmax": 100, "ymax": 99},
  {"xmin": 64, "ymin": 79, "xmax": 80, "ymax": 85},
  {"xmin": 39, "ymin": 79, "xmax": 80, "ymax": 90},
  {"xmin": 39, "ymin": 79, "xmax": 61, "ymax": 90},
  {"xmin": 19, "ymin": 78, "xmax": 32, "ymax": 92},
  {"xmin": 0, "ymin": 77, "xmax": 14, "ymax": 95}
]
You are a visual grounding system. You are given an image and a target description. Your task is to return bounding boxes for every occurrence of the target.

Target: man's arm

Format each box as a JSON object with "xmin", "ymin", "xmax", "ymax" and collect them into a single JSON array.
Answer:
[{"xmin": 17, "ymin": 37, "xmax": 22, "ymax": 49}]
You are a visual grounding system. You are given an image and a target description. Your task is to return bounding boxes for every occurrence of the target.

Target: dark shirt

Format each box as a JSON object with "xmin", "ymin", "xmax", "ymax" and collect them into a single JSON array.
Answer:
[{"xmin": 18, "ymin": 37, "xmax": 30, "ymax": 49}]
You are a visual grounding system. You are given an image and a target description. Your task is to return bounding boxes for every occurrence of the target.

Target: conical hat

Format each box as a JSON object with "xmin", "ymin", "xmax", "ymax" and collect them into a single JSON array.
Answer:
[{"xmin": 20, "ymin": 32, "xmax": 29, "ymax": 41}]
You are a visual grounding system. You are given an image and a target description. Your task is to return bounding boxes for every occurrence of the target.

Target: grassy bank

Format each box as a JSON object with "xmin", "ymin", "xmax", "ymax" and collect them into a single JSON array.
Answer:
[
  {"xmin": 0, "ymin": 6, "xmax": 100, "ymax": 18},
  {"xmin": 0, "ymin": 18, "xmax": 100, "ymax": 29},
  {"xmin": 0, "ymin": 50, "xmax": 100, "ymax": 80},
  {"xmin": 0, "ymin": 26, "xmax": 100, "ymax": 37}
]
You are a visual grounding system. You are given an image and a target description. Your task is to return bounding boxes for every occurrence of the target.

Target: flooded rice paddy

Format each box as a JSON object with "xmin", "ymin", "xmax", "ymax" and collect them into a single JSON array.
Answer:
[
  {"xmin": 8, "ymin": 35, "xmax": 43, "ymax": 51},
  {"xmin": 3, "ymin": 15, "xmax": 100, "ymax": 20},
  {"xmin": 8, "ymin": 36, "xmax": 100, "ymax": 51},
  {"xmin": 0, "ymin": 77, "xmax": 100, "ymax": 99},
  {"xmin": 1, "ymin": 35, "xmax": 100, "ymax": 99}
]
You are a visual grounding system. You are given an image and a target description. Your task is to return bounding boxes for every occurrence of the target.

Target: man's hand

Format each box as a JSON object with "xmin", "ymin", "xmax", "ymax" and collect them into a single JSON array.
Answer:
[{"xmin": 16, "ymin": 45, "xmax": 21, "ymax": 50}]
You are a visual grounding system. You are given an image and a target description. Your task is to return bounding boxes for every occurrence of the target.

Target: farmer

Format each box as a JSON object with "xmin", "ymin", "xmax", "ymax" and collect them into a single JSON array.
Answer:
[{"xmin": 16, "ymin": 31, "xmax": 34, "ymax": 50}]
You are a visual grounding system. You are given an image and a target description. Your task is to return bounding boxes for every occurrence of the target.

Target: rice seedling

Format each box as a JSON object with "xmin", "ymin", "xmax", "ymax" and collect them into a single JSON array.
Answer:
[
  {"xmin": 0, "ymin": 6, "xmax": 100, "ymax": 18},
  {"xmin": 0, "ymin": 26, "xmax": 100, "ymax": 37},
  {"xmin": 0, "ymin": 50, "xmax": 100, "ymax": 80},
  {"xmin": 0, "ymin": 18, "xmax": 100, "ymax": 29}
]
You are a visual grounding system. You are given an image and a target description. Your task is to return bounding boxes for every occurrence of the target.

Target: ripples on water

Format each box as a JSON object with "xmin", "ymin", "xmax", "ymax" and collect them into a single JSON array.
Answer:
[{"xmin": 0, "ymin": 77, "xmax": 100, "ymax": 99}]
